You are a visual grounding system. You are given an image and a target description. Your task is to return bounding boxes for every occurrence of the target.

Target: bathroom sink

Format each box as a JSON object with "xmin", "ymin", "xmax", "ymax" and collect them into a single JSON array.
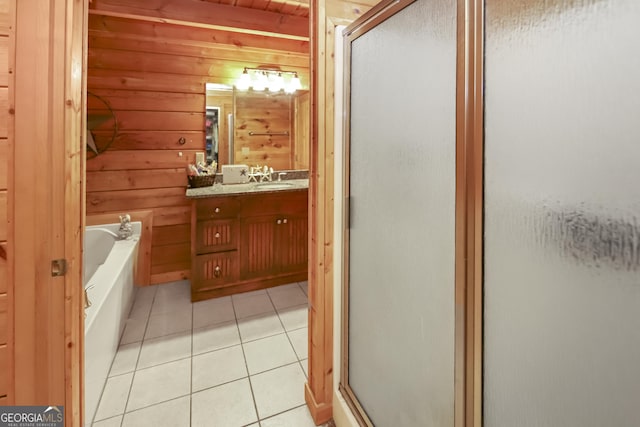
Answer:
[{"xmin": 255, "ymin": 182, "xmax": 294, "ymax": 189}]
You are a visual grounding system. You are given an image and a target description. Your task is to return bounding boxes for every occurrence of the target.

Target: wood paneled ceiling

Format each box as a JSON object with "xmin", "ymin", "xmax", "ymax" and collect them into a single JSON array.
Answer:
[{"xmin": 90, "ymin": 0, "xmax": 310, "ymax": 40}]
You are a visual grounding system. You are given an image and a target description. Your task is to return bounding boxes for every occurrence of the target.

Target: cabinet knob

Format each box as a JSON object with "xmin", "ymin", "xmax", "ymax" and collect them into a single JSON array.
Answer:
[
  {"xmin": 215, "ymin": 232, "xmax": 221, "ymax": 239},
  {"xmin": 214, "ymin": 207, "xmax": 220, "ymax": 213},
  {"xmin": 277, "ymin": 219, "xmax": 282, "ymax": 225},
  {"xmin": 283, "ymin": 218, "xmax": 288, "ymax": 224},
  {"xmin": 214, "ymin": 265, "xmax": 222, "ymax": 277}
]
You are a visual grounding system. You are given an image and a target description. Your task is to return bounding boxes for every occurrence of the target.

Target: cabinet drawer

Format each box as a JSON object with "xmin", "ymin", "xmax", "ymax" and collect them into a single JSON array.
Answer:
[
  {"xmin": 196, "ymin": 197, "xmax": 240, "ymax": 220},
  {"xmin": 196, "ymin": 219, "xmax": 238, "ymax": 253},
  {"xmin": 239, "ymin": 191, "xmax": 308, "ymax": 217},
  {"xmin": 193, "ymin": 252, "xmax": 239, "ymax": 291}
]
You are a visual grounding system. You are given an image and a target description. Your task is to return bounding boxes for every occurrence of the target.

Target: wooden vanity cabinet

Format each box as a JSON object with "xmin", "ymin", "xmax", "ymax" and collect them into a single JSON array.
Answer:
[{"xmin": 191, "ymin": 190, "xmax": 308, "ymax": 301}]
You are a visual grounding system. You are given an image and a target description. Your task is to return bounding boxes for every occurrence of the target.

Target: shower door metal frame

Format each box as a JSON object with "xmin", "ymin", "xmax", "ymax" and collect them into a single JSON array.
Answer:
[{"xmin": 339, "ymin": 0, "xmax": 485, "ymax": 426}]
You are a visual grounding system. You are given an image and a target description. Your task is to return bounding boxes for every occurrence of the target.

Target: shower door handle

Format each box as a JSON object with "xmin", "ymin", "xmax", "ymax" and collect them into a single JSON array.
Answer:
[{"xmin": 84, "ymin": 284, "xmax": 95, "ymax": 309}]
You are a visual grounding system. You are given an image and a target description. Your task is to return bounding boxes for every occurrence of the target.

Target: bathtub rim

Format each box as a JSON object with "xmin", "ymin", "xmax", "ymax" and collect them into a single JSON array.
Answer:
[{"xmin": 86, "ymin": 210, "xmax": 153, "ymax": 286}]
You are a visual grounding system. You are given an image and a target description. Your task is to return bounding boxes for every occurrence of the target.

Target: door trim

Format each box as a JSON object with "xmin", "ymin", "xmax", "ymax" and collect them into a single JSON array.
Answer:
[{"xmin": 10, "ymin": 0, "xmax": 86, "ymax": 423}]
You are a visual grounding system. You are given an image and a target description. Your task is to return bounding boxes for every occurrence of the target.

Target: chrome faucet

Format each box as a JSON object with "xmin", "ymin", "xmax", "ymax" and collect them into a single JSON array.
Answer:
[
  {"xmin": 278, "ymin": 172, "xmax": 287, "ymax": 182},
  {"xmin": 118, "ymin": 214, "xmax": 133, "ymax": 240}
]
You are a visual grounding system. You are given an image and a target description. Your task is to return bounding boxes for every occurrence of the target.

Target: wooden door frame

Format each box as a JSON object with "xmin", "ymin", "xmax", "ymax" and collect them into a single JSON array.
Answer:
[
  {"xmin": 306, "ymin": 0, "xmax": 358, "ymax": 421},
  {"xmin": 304, "ymin": 0, "xmax": 333, "ymax": 425},
  {"xmin": 326, "ymin": 0, "xmax": 485, "ymax": 425},
  {"xmin": 9, "ymin": 0, "xmax": 86, "ymax": 424}
]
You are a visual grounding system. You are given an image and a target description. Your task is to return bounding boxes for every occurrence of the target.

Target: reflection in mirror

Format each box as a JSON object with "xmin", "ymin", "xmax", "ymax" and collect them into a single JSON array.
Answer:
[
  {"xmin": 205, "ymin": 106, "xmax": 219, "ymax": 165},
  {"xmin": 234, "ymin": 90, "xmax": 293, "ymax": 170},
  {"xmin": 205, "ymin": 83, "xmax": 310, "ymax": 171},
  {"xmin": 205, "ymin": 83, "xmax": 233, "ymax": 170}
]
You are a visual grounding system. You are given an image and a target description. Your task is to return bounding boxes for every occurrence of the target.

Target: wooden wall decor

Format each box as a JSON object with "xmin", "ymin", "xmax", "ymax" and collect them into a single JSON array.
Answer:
[{"xmin": 86, "ymin": 2, "xmax": 310, "ymax": 284}]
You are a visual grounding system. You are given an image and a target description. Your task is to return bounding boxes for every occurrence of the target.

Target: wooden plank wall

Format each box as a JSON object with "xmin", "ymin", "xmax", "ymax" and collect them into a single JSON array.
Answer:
[
  {"xmin": 234, "ymin": 91, "xmax": 293, "ymax": 170},
  {"xmin": 86, "ymin": 12, "xmax": 309, "ymax": 284},
  {"xmin": 0, "ymin": 0, "xmax": 10, "ymax": 403},
  {"xmin": 295, "ymin": 91, "xmax": 310, "ymax": 169}
]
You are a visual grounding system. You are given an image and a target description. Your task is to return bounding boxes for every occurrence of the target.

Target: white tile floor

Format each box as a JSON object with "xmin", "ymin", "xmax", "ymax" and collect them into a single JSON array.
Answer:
[{"xmin": 91, "ymin": 280, "xmax": 318, "ymax": 427}]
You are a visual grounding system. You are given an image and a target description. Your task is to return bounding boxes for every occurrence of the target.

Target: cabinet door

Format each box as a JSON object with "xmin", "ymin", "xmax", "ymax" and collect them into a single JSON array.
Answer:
[
  {"xmin": 277, "ymin": 213, "xmax": 308, "ymax": 275},
  {"xmin": 239, "ymin": 215, "xmax": 278, "ymax": 280}
]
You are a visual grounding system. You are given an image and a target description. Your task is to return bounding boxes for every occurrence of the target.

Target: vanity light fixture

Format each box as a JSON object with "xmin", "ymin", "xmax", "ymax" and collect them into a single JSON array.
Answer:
[{"xmin": 236, "ymin": 67, "xmax": 302, "ymax": 94}]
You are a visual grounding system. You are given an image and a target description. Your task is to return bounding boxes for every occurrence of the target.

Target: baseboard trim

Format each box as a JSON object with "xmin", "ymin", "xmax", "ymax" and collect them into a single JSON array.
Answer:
[{"xmin": 305, "ymin": 382, "xmax": 333, "ymax": 425}]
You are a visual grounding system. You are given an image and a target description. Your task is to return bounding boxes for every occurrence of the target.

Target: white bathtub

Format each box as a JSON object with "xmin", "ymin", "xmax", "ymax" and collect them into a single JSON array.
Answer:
[{"xmin": 83, "ymin": 222, "xmax": 141, "ymax": 426}]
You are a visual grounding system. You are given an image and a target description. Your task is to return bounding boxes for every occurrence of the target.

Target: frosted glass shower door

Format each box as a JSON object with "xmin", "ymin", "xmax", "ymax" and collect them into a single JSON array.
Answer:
[
  {"xmin": 484, "ymin": 1, "xmax": 640, "ymax": 426},
  {"xmin": 343, "ymin": 0, "xmax": 457, "ymax": 425}
]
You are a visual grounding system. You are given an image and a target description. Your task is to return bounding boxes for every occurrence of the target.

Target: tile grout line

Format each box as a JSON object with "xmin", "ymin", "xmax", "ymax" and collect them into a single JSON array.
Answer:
[
  {"xmin": 258, "ymin": 402, "xmax": 310, "ymax": 424},
  {"xmin": 192, "ymin": 373, "xmax": 251, "ymax": 395},
  {"xmin": 115, "ymin": 394, "xmax": 192, "ymax": 421},
  {"xmin": 232, "ymin": 294, "xmax": 262, "ymax": 425},
  {"xmin": 121, "ymin": 353, "xmax": 191, "ymax": 374},
  {"xmin": 248, "ymin": 359, "xmax": 302, "ymax": 379}
]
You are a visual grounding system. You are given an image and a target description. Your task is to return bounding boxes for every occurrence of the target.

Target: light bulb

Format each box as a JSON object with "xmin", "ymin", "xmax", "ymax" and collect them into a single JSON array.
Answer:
[
  {"xmin": 252, "ymin": 72, "xmax": 267, "ymax": 91},
  {"xmin": 285, "ymin": 72, "xmax": 302, "ymax": 93},
  {"xmin": 236, "ymin": 68, "xmax": 250, "ymax": 91},
  {"xmin": 291, "ymin": 73, "xmax": 302, "ymax": 90},
  {"xmin": 268, "ymin": 72, "xmax": 284, "ymax": 92}
]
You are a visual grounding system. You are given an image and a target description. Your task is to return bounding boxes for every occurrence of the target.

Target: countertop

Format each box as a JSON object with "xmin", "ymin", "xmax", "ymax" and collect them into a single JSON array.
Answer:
[{"xmin": 186, "ymin": 178, "xmax": 309, "ymax": 198}]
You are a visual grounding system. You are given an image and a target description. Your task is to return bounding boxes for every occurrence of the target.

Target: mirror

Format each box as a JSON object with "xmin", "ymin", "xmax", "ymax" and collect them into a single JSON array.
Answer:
[
  {"xmin": 205, "ymin": 83, "xmax": 310, "ymax": 171},
  {"xmin": 205, "ymin": 106, "xmax": 219, "ymax": 165},
  {"xmin": 205, "ymin": 83, "xmax": 233, "ymax": 170}
]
